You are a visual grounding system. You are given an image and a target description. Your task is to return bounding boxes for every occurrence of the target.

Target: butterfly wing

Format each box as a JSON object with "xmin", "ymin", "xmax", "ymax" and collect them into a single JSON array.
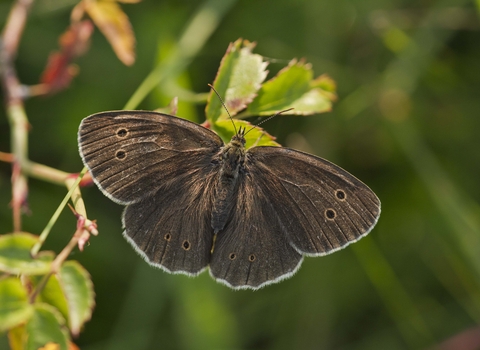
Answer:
[
  {"xmin": 210, "ymin": 145, "xmax": 379, "ymax": 290},
  {"xmin": 122, "ymin": 165, "xmax": 218, "ymax": 275},
  {"xmin": 209, "ymin": 170, "xmax": 304, "ymax": 290},
  {"xmin": 245, "ymin": 146, "xmax": 381, "ymax": 256},
  {"xmin": 78, "ymin": 110, "xmax": 224, "ymax": 274},
  {"xmin": 78, "ymin": 111, "xmax": 223, "ymax": 204}
]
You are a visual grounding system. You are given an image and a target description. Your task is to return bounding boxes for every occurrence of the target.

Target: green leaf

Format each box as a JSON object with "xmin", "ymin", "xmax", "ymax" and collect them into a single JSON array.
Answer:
[
  {"xmin": 25, "ymin": 304, "xmax": 69, "ymax": 350},
  {"xmin": 58, "ymin": 261, "xmax": 95, "ymax": 337},
  {"xmin": 0, "ymin": 233, "xmax": 54, "ymax": 275},
  {"xmin": 247, "ymin": 60, "xmax": 336, "ymax": 116},
  {"xmin": 36, "ymin": 275, "xmax": 69, "ymax": 327},
  {"xmin": 206, "ymin": 39, "xmax": 268, "ymax": 122},
  {"xmin": 312, "ymin": 73, "xmax": 337, "ymax": 93},
  {"xmin": 8, "ymin": 324, "xmax": 27, "ymax": 350},
  {"xmin": 212, "ymin": 120, "xmax": 280, "ymax": 148},
  {"xmin": 0, "ymin": 277, "xmax": 34, "ymax": 332},
  {"xmin": 288, "ymin": 88, "xmax": 334, "ymax": 114}
]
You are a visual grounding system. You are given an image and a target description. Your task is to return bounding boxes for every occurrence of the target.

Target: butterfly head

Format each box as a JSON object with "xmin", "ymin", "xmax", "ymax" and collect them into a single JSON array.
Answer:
[{"xmin": 230, "ymin": 126, "xmax": 246, "ymax": 148}]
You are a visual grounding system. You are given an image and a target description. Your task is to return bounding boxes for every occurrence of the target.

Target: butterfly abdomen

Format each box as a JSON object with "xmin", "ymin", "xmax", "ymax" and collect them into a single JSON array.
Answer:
[{"xmin": 211, "ymin": 137, "xmax": 246, "ymax": 233}]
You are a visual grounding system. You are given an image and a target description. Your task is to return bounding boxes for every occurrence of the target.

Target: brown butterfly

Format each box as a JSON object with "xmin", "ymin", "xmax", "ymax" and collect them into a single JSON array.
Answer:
[{"xmin": 78, "ymin": 111, "xmax": 380, "ymax": 289}]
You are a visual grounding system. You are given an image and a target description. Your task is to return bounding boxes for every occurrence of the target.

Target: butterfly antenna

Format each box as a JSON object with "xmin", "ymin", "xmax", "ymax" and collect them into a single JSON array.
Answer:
[
  {"xmin": 208, "ymin": 84, "xmax": 237, "ymax": 135},
  {"xmin": 244, "ymin": 108, "xmax": 294, "ymax": 137}
]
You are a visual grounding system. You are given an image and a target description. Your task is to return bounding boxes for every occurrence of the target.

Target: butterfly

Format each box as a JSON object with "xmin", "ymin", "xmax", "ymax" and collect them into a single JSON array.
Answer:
[{"xmin": 78, "ymin": 110, "xmax": 380, "ymax": 289}]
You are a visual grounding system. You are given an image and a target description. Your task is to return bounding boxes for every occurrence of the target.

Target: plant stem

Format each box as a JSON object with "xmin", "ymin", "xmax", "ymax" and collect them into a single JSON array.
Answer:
[
  {"xmin": 1, "ymin": 0, "xmax": 35, "ymax": 231},
  {"xmin": 31, "ymin": 167, "xmax": 88, "ymax": 257}
]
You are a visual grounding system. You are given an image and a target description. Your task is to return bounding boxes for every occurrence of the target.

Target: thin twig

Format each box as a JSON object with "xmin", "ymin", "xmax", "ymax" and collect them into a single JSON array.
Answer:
[
  {"xmin": 1, "ymin": 0, "xmax": 35, "ymax": 231},
  {"xmin": 2, "ymin": 0, "xmax": 34, "ymax": 57},
  {"xmin": 0, "ymin": 151, "xmax": 14, "ymax": 162},
  {"xmin": 31, "ymin": 167, "xmax": 91, "ymax": 256},
  {"xmin": 0, "ymin": 151, "xmax": 94, "ymax": 187}
]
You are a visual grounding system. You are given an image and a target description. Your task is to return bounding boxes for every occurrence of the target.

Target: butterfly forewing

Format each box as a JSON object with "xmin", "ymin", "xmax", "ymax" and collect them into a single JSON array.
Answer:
[
  {"xmin": 78, "ymin": 111, "xmax": 223, "ymax": 204},
  {"xmin": 246, "ymin": 146, "xmax": 381, "ymax": 256}
]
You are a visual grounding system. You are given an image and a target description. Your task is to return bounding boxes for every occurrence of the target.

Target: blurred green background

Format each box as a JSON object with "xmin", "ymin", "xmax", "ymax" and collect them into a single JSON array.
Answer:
[{"xmin": 1, "ymin": 0, "xmax": 480, "ymax": 349}]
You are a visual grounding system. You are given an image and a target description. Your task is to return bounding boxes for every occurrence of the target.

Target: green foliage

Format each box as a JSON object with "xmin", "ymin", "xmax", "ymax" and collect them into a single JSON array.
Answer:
[
  {"xmin": 0, "ymin": 234, "xmax": 53, "ymax": 275},
  {"xmin": 0, "ymin": 233, "xmax": 94, "ymax": 348},
  {"xmin": 0, "ymin": 278, "xmax": 33, "ymax": 333},
  {"xmin": 247, "ymin": 60, "xmax": 335, "ymax": 116},
  {"xmin": 58, "ymin": 261, "xmax": 94, "ymax": 337},
  {"xmin": 205, "ymin": 39, "xmax": 267, "ymax": 122},
  {"xmin": 24, "ymin": 304, "xmax": 69, "ymax": 350},
  {"xmin": 206, "ymin": 39, "xmax": 336, "ymax": 147}
]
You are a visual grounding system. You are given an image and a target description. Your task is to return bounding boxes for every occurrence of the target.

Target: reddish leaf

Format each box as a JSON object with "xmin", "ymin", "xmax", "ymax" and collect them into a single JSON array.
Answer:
[
  {"xmin": 40, "ymin": 20, "xmax": 94, "ymax": 94},
  {"xmin": 40, "ymin": 53, "xmax": 78, "ymax": 93}
]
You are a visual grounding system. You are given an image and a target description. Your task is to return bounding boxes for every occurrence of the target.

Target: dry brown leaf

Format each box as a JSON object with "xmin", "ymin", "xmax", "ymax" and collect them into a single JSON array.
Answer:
[{"xmin": 84, "ymin": 0, "xmax": 136, "ymax": 66}]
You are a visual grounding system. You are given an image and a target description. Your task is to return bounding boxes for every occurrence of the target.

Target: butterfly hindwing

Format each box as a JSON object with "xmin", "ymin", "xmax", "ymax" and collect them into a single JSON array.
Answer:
[
  {"xmin": 209, "ymin": 169, "xmax": 303, "ymax": 289},
  {"xmin": 122, "ymin": 165, "xmax": 219, "ymax": 275}
]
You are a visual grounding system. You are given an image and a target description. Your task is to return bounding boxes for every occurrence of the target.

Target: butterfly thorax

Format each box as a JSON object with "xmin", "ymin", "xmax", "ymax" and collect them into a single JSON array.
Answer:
[{"xmin": 211, "ymin": 132, "xmax": 246, "ymax": 234}]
